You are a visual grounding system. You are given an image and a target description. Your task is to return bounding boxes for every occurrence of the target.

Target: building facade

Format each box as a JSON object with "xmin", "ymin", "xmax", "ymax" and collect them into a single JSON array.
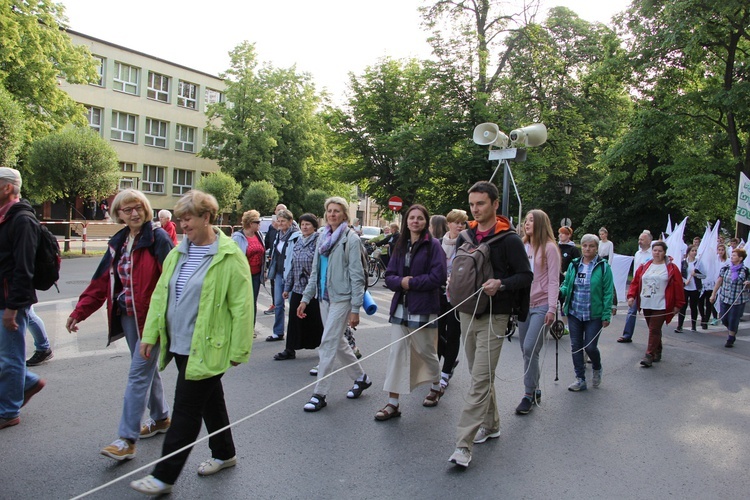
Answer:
[{"xmin": 60, "ymin": 30, "xmax": 225, "ymax": 216}]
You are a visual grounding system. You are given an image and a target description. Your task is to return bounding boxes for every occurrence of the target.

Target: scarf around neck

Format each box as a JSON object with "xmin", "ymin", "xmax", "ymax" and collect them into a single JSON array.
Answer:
[
  {"xmin": 319, "ymin": 222, "xmax": 348, "ymax": 257},
  {"xmin": 730, "ymin": 262, "xmax": 744, "ymax": 281}
]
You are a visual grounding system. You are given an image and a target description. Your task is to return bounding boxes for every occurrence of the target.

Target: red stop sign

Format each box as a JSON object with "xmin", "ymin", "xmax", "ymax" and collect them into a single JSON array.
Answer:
[{"xmin": 388, "ymin": 196, "xmax": 403, "ymax": 211}]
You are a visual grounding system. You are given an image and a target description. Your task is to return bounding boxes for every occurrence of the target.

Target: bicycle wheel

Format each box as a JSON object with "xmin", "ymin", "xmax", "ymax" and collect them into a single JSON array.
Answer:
[{"xmin": 367, "ymin": 260, "xmax": 380, "ymax": 287}]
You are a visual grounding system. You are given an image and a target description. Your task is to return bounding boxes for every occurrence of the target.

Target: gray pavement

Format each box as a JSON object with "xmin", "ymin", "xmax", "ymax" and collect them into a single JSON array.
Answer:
[{"xmin": 2, "ymin": 256, "xmax": 750, "ymax": 499}]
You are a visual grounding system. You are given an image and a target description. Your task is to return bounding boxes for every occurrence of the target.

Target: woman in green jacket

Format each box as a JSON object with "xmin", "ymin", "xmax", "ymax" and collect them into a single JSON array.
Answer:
[
  {"xmin": 559, "ymin": 233, "xmax": 613, "ymax": 392},
  {"xmin": 130, "ymin": 190, "xmax": 253, "ymax": 496}
]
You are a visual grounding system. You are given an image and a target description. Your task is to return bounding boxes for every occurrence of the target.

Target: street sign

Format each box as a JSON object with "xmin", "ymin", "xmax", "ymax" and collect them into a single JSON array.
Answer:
[{"xmin": 388, "ymin": 196, "xmax": 403, "ymax": 212}]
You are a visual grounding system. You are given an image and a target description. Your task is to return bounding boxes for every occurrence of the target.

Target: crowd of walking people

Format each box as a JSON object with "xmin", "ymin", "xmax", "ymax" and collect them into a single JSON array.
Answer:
[{"xmin": 2, "ymin": 168, "xmax": 747, "ymax": 496}]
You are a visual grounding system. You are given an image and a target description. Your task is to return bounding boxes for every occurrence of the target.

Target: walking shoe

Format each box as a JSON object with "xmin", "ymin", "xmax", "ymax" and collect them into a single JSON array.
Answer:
[
  {"xmin": 22, "ymin": 378, "xmax": 46, "ymax": 408},
  {"xmin": 568, "ymin": 378, "xmax": 587, "ymax": 391},
  {"xmin": 592, "ymin": 368, "xmax": 602, "ymax": 387},
  {"xmin": 535, "ymin": 390, "xmax": 542, "ymax": 402},
  {"xmin": 101, "ymin": 438, "xmax": 136, "ymax": 461},
  {"xmin": 26, "ymin": 349, "xmax": 53, "ymax": 366},
  {"xmin": 473, "ymin": 427, "xmax": 501, "ymax": 443},
  {"xmin": 449, "ymin": 447, "xmax": 472, "ymax": 467},
  {"xmin": 354, "ymin": 348, "xmax": 362, "ymax": 359},
  {"xmin": 0, "ymin": 416, "xmax": 20, "ymax": 429},
  {"xmin": 709, "ymin": 318, "xmax": 719, "ymax": 326},
  {"xmin": 640, "ymin": 354, "xmax": 654, "ymax": 367},
  {"xmin": 515, "ymin": 396, "xmax": 534, "ymax": 415},
  {"xmin": 140, "ymin": 417, "xmax": 171, "ymax": 438},
  {"xmin": 674, "ymin": 327, "xmax": 683, "ymax": 333},
  {"xmin": 263, "ymin": 305, "xmax": 275, "ymax": 315},
  {"xmin": 653, "ymin": 353, "xmax": 662, "ymax": 362},
  {"xmin": 197, "ymin": 456, "xmax": 237, "ymax": 476},
  {"xmin": 309, "ymin": 365, "xmax": 318, "ymax": 376},
  {"xmin": 130, "ymin": 475, "xmax": 172, "ymax": 495},
  {"xmin": 303, "ymin": 394, "xmax": 327, "ymax": 412},
  {"xmin": 347, "ymin": 378, "xmax": 372, "ymax": 399},
  {"xmin": 725, "ymin": 335, "xmax": 736, "ymax": 348}
]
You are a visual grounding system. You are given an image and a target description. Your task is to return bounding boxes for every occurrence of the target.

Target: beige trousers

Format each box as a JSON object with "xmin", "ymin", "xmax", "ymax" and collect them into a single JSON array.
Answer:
[{"xmin": 382, "ymin": 323, "xmax": 440, "ymax": 395}]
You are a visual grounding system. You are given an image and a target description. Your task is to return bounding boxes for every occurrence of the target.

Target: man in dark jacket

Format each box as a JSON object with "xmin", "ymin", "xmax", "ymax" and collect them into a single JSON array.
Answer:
[
  {"xmin": 449, "ymin": 181, "xmax": 532, "ymax": 468},
  {"xmin": 0, "ymin": 167, "xmax": 45, "ymax": 429}
]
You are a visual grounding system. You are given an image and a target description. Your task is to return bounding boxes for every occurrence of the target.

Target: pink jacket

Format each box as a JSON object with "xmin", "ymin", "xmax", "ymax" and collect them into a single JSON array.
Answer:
[{"xmin": 528, "ymin": 241, "xmax": 561, "ymax": 314}]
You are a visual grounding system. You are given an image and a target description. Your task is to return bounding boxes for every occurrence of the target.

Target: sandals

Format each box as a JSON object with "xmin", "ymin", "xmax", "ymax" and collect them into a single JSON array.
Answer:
[
  {"xmin": 266, "ymin": 335, "xmax": 284, "ymax": 342},
  {"xmin": 346, "ymin": 378, "xmax": 372, "ymax": 399},
  {"xmin": 374, "ymin": 403, "xmax": 401, "ymax": 421},
  {"xmin": 617, "ymin": 336, "xmax": 632, "ymax": 343},
  {"xmin": 303, "ymin": 394, "xmax": 327, "ymax": 412},
  {"xmin": 423, "ymin": 388, "xmax": 444, "ymax": 407},
  {"xmin": 274, "ymin": 350, "xmax": 295, "ymax": 360}
]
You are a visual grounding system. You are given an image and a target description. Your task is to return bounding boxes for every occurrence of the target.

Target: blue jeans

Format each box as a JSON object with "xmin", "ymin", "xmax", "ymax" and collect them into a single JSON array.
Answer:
[
  {"xmin": 720, "ymin": 301, "xmax": 744, "ymax": 334},
  {"xmin": 27, "ymin": 306, "xmax": 50, "ymax": 352},
  {"xmin": 272, "ymin": 271, "xmax": 285, "ymax": 337},
  {"xmin": 118, "ymin": 312, "xmax": 169, "ymax": 442},
  {"xmin": 0, "ymin": 307, "xmax": 40, "ymax": 419},
  {"xmin": 622, "ymin": 302, "xmax": 638, "ymax": 339},
  {"xmin": 568, "ymin": 314, "xmax": 603, "ymax": 380},
  {"xmin": 517, "ymin": 305, "xmax": 548, "ymax": 395}
]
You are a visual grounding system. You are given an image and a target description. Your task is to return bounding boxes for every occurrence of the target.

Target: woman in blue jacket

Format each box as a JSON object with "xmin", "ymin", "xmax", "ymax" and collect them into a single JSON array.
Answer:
[{"xmin": 375, "ymin": 204, "xmax": 447, "ymax": 421}]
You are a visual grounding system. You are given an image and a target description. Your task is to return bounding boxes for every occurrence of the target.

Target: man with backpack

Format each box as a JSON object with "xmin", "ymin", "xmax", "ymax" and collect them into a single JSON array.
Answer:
[
  {"xmin": 448, "ymin": 181, "xmax": 532, "ymax": 467},
  {"xmin": 0, "ymin": 167, "xmax": 46, "ymax": 429}
]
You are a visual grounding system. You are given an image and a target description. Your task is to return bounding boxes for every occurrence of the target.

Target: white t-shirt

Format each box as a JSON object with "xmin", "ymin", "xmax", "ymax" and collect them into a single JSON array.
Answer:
[
  {"xmin": 640, "ymin": 263, "xmax": 669, "ymax": 310},
  {"xmin": 684, "ymin": 260, "xmax": 697, "ymax": 291}
]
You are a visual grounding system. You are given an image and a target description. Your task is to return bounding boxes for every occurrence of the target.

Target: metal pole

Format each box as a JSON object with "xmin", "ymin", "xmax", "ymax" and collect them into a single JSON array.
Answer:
[{"xmin": 501, "ymin": 160, "xmax": 510, "ymax": 217}]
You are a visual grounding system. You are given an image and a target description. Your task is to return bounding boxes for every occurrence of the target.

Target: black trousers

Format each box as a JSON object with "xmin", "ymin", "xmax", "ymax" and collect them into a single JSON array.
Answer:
[
  {"xmin": 678, "ymin": 289, "xmax": 701, "ymax": 329},
  {"xmin": 152, "ymin": 355, "xmax": 235, "ymax": 485},
  {"xmin": 437, "ymin": 294, "xmax": 461, "ymax": 375}
]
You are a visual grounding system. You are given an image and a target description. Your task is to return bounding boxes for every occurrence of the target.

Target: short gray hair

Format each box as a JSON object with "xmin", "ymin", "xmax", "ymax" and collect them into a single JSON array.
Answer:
[
  {"xmin": 157, "ymin": 209, "xmax": 172, "ymax": 220},
  {"xmin": 580, "ymin": 233, "xmax": 600, "ymax": 246}
]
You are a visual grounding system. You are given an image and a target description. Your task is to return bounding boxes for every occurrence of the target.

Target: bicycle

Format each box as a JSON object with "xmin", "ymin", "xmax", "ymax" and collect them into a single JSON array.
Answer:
[{"xmin": 367, "ymin": 255, "xmax": 385, "ymax": 287}]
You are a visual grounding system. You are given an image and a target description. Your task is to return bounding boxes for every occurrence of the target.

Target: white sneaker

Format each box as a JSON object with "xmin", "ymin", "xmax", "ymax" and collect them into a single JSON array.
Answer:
[
  {"xmin": 130, "ymin": 475, "xmax": 172, "ymax": 495},
  {"xmin": 197, "ymin": 456, "xmax": 237, "ymax": 476},
  {"xmin": 309, "ymin": 365, "xmax": 318, "ymax": 376},
  {"xmin": 568, "ymin": 377, "xmax": 587, "ymax": 392},
  {"xmin": 448, "ymin": 447, "xmax": 472, "ymax": 467},
  {"xmin": 592, "ymin": 369, "xmax": 602, "ymax": 387},
  {"xmin": 473, "ymin": 427, "xmax": 501, "ymax": 444}
]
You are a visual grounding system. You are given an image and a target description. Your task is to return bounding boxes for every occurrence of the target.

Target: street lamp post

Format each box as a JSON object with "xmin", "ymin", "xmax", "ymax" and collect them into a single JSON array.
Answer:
[{"xmin": 563, "ymin": 181, "xmax": 572, "ymax": 227}]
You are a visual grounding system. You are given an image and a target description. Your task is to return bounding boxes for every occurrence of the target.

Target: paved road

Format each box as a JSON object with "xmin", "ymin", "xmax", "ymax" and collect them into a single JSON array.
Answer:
[{"xmin": 3, "ymin": 256, "xmax": 749, "ymax": 499}]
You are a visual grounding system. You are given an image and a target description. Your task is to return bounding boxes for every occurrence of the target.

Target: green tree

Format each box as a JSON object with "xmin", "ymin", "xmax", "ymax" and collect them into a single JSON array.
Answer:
[
  {"xmin": 0, "ymin": 85, "xmax": 25, "ymax": 167},
  {"xmin": 0, "ymin": 1, "xmax": 98, "ymax": 152},
  {"xmin": 301, "ymin": 188, "xmax": 328, "ymax": 217},
  {"xmin": 203, "ymin": 42, "xmax": 325, "ymax": 205},
  {"xmin": 241, "ymin": 180, "xmax": 278, "ymax": 215},
  {"xmin": 27, "ymin": 126, "xmax": 119, "ymax": 251},
  {"xmin": 618, "ymin": 0, "xmax": 750, "ymax": 236},
  {"xmin": 196, "ymin": 171, "xmax": 242, "ymax": 222}
]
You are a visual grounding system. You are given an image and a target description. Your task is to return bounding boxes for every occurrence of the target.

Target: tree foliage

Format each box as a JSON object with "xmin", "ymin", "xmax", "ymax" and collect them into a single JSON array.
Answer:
[
  {"xmin": 196, "ymin": 171, "xmax": 242, "ymax": 216},
  {"xmin": 241, "ymin": 180, "xmax": 278, "ymax": 215},
  {"xmin": 0, "ymin": 85, "xmax": 25, "ymax": 167}
]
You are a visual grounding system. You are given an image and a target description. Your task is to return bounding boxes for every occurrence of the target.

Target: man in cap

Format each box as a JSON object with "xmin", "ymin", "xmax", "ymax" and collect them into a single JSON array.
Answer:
[{"xmin": 0, "ymin": 167, "xmax": 46, "ymax": 429}]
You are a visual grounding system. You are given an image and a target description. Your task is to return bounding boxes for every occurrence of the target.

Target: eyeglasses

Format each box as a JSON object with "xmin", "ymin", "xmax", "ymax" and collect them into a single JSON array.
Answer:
[
  {"xmin": 119, "ymin": 205, "xmax": 143, "ymax": 215},
  {"xmin": 251, "ymin": 220, "xmax": 261, "ymax": 224}
]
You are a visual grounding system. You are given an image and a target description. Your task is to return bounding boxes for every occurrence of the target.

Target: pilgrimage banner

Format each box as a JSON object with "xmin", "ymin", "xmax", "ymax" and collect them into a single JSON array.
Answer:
[{"xmin": 736, "ymin": 172, "xmax": 750, "ymax": 226}]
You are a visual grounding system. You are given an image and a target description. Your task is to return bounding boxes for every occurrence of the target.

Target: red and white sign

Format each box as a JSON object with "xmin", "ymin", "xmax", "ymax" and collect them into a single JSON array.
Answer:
[{"xmin": 388, "ymin": 196, "xmax": 403, "ymax": 211}]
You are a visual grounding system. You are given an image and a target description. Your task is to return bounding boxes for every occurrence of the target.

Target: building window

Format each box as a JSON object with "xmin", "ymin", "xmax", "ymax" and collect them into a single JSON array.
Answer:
[
  {"xmin": 142, "ymin": 165, "xmax": 165, "ymax": 194},
  {"xmin": 111, "ymin": 111, "xmax": 137, "ymax": 143},
  {"xmin": 92, "ymin": 56, "xmax": 105, "ymax": 87},
  {"xmin": 113, "ymin": 61, "xmax": 139, "ymax": 94},
  {"xmin": 173, "ymin": 169, "xmax": 194, "ymax": 195},
  {"xmin": 119, "ymin": 178, "xmax": 138, "ymax": 190},
  {"xmin": 177, "ymin": 80, "xmax": 198, "ymax": 109},
  {"xmin": 175, "ymin": 124, "xmax": 196, "ymax": 153},
  {"xmin": 205, "ymin": 88, "xmax": 223, "ymax": 105},
  {"xmin": 145, "ymin": 118, "xmax": 168, "ymax": 148},
  {"xmin": 119, "ymin": 161, "xmax": 137, "ymax": 172},
  {"xmin": 86, "ymin": 105, "xmax": 102, "ymax": 134},
  {"xmin": 147, "ymin": 71, "xmax": 170, "ymax": 102}
]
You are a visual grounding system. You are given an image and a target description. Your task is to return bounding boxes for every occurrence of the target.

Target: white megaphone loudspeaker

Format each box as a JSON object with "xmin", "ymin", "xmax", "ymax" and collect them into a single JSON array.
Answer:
[
  {"xmin": 472, "ymin": 123, "xmax": 509, "ymax": 149},
  {"xmin": 508, "ymin": 123, "xmax": 547, "ymax": 147}
]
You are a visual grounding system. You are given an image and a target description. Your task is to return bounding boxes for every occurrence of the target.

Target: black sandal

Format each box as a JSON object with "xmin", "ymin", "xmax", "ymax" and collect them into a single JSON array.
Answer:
[
  {"xmin": 266, "ymin": 335, "xmax": 284, "ymax": 342},
  {"xmin": 303, "ymin": 394, "xmax": 327, "ymax": 412},
  {"xmin": 346, "ymin": 378, "xmax": 372, "ymax": 399}
]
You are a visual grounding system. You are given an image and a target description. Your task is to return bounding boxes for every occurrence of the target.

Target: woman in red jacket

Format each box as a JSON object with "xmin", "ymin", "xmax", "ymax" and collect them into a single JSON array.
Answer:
[
  {"xmin": 627, "ymin": 241, "xmax": 685, "ymax": 367},
  {"xmin": 66, "ymin": 189, "xmax": 174, "ymax": 460}
]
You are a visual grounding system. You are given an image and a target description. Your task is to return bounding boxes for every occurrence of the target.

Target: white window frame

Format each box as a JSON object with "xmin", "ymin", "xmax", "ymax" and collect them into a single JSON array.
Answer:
[
  {"xmin": 172, "ymin": 168, "xmax": 194, "ymax": 195},
  {"xmin": 86, "ymin": 105, "xmax": 102, "ymax": 134},
  {"xmin": 175, "ymin": 124, "xmax": 196, "ymax": 153},
  {"xmin": 177, "ymin": 80, "xmax": 198, "ymax": 109},
  {"xmin": 92, "ymin": 56, "xmax": 105, "ymax": 87},
  {"xmin": 113, "ymin": 62, "xmax": 139, "ymax": 95},
  {"xmin": 145, "ymin": 118, "xmax": 168, "ymax": 149},
  {"xmin": 147, "ymin": 71, "xmax": 170, "ymax": 102},
  {"xmin": 142, "ymin": 165, "xmax": 166, "ymax": 194},
  {"xmin": 205, "ymin": 88, "xmax": 223, "ymax": 105},
  {"xmin": 111, "ymin": 111, "xmax": 137, "ymax": 143}
]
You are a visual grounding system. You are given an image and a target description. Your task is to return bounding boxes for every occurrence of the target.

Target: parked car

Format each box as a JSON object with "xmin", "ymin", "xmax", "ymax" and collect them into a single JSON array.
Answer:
[{"xmin": 360, "ymin": 226, "xmax": 383, "ymax": 241}]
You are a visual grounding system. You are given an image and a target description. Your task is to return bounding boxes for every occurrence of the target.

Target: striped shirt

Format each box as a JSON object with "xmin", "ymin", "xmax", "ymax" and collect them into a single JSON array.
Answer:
[{"xmin": 175, "ymin": 243, "xmax": 211, "ymax": 302}]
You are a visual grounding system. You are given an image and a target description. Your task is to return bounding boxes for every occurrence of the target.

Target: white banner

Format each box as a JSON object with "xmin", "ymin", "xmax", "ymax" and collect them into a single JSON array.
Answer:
[
  {"xmin": 610, "ymin": 253, "xmax": 634, "ymax": 304},
  {"xmin": 736, "ymin": 172, "xmax": 750, "ymax": 226}
]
